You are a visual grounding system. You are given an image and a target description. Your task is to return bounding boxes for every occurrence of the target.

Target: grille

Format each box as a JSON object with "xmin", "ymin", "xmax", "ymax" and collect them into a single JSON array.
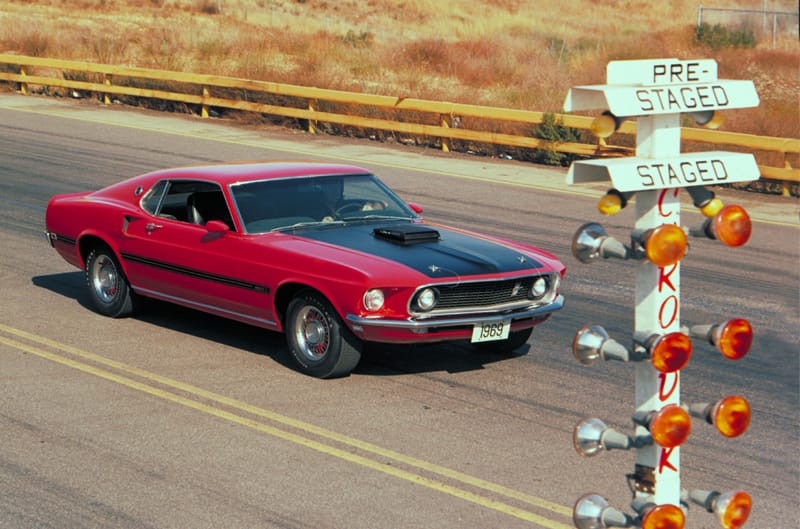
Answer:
[
  {"xmin": 411, "ymin": 275, "xmax": 554, "ymax": 317},
  {"xmin": 437, "ymin": 277, "xmax": 535, "ymax": 309}
]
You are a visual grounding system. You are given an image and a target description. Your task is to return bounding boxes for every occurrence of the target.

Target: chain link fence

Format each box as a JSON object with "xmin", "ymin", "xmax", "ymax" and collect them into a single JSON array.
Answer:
[{"xmin": 697, "ymin": 5, "xmax": 800, "ymax": 48}]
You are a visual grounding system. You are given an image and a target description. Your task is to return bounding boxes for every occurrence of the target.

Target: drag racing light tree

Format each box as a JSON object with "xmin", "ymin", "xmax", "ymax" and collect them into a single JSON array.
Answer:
[{"xmin": 563, "ymin": 58, "xmax": 760, "ymax": 529}]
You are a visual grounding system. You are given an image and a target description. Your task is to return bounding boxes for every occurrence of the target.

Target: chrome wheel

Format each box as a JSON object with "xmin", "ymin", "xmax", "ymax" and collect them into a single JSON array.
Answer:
[
  {"xmin": 84, "ymin": 247, "xmax": 136, "ymax": 318},
  {"xmin": 292, "ymin": 305, "xmax": 331, "ymax": 362},
  {"xmin": 90, "ymin": 253, "xmax": 120, "ymax": 304},
  {"xmin": 285, "ymin": 291, "xmax": 362, "ymax": 378}
]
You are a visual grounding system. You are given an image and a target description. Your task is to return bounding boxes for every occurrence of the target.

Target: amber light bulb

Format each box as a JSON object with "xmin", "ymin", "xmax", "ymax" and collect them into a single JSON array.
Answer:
[
  {"xmin": 714, "ymin": 319, "xmax": 753, "ymax": 360},
  {"xmin": 650, "ymin": 332, "xmax": 692, "ymax": 373},
  {"xmin": 649, "ymin": 404, "xmax": 691, "ymax": 448},
  {"xmin": 598, "ymin": 192, "xmax": 623, "ymax": 215},
  {"xmin": 640, "ymin": 503, "xmax": 685, "ymax": 529},
  {"xmin": 714, "ymin": 205, "xmax": 752, "ymax": 247},
  {"xmin": 712, "ymin": 395, "xmax": 751, "ymax": 438},
  {"xmin": 644, "ymin": 224, "xmax": 688, "ymax": 267},
  {"xmin": 716, "ymin": 490, "xmax": 752, "ymax": 529}
]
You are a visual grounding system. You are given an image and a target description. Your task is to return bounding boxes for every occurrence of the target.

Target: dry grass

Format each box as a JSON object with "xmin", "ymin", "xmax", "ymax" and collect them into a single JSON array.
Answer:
[{"xmin": 0, "ymin": 0, "xmax": 797, "ymax": 138}]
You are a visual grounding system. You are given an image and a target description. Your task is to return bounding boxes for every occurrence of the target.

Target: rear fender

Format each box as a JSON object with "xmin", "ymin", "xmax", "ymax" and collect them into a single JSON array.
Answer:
[{"xmin": 76, "ymin": 230, "xmax": 124, "ymax": 272}]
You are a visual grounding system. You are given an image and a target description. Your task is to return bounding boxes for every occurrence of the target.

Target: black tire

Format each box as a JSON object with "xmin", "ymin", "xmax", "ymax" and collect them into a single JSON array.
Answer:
[
  {"xmin": 85, "ymin": 247, "xmax": 136, "ymax": 318},
  {"xmin": 285, "ymin": 291, "xmax": 362, "ymax": 378},
  {"xmin": 474, "ymin": 327, "xmax": 533, "ymax": 355}
]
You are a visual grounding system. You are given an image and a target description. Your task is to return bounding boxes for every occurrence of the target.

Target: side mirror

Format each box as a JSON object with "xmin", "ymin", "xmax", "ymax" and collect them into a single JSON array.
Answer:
[
  {"xmin": 408, "ymin": 202, "xmax": 424, "ymax": 214},
  {"xmin": 205, "ymin": 220, "xmax": 229, "ymax": 233}
]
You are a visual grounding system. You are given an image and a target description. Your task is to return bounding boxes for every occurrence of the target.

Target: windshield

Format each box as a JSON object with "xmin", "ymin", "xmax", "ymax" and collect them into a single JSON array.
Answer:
[{"xmin": 230, "ymin": 173, "xmax": 418, "ymax": 233}]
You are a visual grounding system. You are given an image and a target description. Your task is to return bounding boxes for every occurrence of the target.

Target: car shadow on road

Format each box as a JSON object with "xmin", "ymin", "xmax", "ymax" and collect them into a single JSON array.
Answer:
[
  {"xmin": 32, "ymin": 271, "xmax": 525, "ymax": 378},
  {"xmin": 359, "ymin": 342, "xmax": 528, "ymax": 376}
]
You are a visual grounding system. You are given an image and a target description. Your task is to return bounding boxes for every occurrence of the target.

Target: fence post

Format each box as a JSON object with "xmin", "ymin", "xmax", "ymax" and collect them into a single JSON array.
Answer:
[
  {"xmin": 782, "ymin": 158, "xmax": 793, "ymax": 197},
  {"xmin": 18, "ymin": 65, "xmax": 27, "ymax": 95},
  {"xmin": 103, "ymin": 74, "xmax": 112, "ymax": 105},
  {"xmin": 308, "ymin": 99, "xmax": 317, "ymax": 133},
  {"xmin": 439, "ymin": 114, "xmax": 451, "ymax": 152},
  {"xmin": 772, "ymin": 14, "xmax": 777, "ymax": 49},
  {"xmin": 201, "ymin": 86, "xmax": 210, "ymax": 118}
]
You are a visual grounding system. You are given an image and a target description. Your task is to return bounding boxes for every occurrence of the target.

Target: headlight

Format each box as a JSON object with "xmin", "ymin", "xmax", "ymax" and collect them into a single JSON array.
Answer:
[
  {"xmin": 413, "ymin": 287, "xmax": 438, "ymax": 312},
  {"xmin": 363, "ymin": 289, "xmax": 385, "ymax": 312}
]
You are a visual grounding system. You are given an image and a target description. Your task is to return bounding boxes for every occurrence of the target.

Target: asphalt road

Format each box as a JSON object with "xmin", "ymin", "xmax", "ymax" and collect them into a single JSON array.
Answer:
[{"xmin": 0, "ymin": 93, "xmax": 797, "ymax": 529}]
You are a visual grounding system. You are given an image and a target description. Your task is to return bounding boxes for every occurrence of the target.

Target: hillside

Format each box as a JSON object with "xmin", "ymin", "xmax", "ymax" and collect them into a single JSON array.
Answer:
[{"xmin": 0, "ymin": 0, "xmax": 797, "ymax": 139}]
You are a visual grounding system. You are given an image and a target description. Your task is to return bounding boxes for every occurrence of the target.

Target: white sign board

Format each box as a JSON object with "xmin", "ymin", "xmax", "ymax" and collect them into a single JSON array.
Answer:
[
  {"xmin": 564, "ymin": 80, "xmax": 759, "ymax": 116},
  {"xmin": 563, "ymin": 57, "xmax": 758, "ymax": 116},
  {"xmin": 567, "ymin": 151, "xmax": 760, "ymax": 192},
  {"xmin": 607, "ymin": 58, "xmax": 718, "ymax": 85}
]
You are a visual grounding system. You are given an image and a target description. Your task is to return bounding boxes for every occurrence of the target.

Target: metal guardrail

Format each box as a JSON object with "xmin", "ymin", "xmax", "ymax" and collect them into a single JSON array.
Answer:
[{"xmin": 1, "ymin": 54, "xmax": 797, "ymax": 195}]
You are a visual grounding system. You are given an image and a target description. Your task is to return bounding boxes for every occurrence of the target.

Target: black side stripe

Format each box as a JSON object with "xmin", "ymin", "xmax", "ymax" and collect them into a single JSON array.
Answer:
[
  {"xmin": 121, "ymin": 252, "xmax": 270, "ymax": 294},
  {"xmin": 52, "ymin": 233, "xmax": 77, "ymax": 246}
]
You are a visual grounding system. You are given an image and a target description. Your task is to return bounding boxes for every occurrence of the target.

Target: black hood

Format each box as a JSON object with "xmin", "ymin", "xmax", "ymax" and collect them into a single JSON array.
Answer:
[{"xmin": 295, "ymin": 222, "xmax": 543, "ymax": 278}]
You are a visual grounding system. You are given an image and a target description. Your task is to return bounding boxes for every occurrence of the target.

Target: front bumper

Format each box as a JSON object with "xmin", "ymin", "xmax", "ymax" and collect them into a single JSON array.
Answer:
[{"xmin": 346, "ymin": 295, "xmax": 564, "ymax": 344}]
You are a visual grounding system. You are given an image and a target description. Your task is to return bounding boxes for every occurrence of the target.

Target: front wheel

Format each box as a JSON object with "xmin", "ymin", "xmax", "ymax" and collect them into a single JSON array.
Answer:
[
  {"xmin": 474, "ymin": 327, "xmax": 533, "ymax": 355},
  {"xmin": 285, "ymin": 291, "xmax": 362, "ymax": 378},
  {"xmin": 85, "ymin": 247, "xmax": 136, "ymax": 318}
]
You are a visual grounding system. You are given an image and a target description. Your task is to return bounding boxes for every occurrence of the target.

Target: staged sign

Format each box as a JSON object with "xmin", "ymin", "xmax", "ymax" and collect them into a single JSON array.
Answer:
[
  {"xmin": 567, "ymin": 152, "xmax": 760, "ymax": 192},
  {"xmin": 603, "ymin": 80, "xmax": 758, "ymax": 117}
]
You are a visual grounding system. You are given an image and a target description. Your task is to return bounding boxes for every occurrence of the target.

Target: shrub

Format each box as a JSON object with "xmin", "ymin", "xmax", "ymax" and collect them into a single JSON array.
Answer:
[
  {"xmin": 196, "ymin": 0, "xmax": 220, "ymax": 15},
  {"xmin": 339, "ymin": 30, "xmax": 374, "ymax": 48},
  {"xmin": 694, "ymin": 23, "xmax": 756, "ymax": 50},
  {"xmin": 531, "ymin": 113, "xmax": 584, "ymax": 167}
]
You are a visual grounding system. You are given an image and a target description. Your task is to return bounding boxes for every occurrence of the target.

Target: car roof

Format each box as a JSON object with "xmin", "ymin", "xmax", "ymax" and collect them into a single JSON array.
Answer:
[{"xmin": 141, "ymin": 160, "xmax": 372, "ymax": 186}]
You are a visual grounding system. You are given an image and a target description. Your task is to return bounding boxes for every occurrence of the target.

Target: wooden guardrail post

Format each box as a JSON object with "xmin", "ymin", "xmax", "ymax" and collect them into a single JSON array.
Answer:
[
  {"xmin": 201, "ymin": 86, "xmax": 210, "ymax": 118},
  {"xmin": 439, "ymin": 114, "xmax": 451, "ymax": 152},
  {"xmin": 18, "ymin": 65, "xmax": 27, "ymax": 95},
  {"xmin": 782, "ymin": 158, "xmax": 793, "ymax": 197},
  {"xmin": 308, "ymin": 99, "xmax": 318, "ymax": 134},
  {"xmin": 103, "ymin": 73, "xmax": 112, "ymax": 105}
]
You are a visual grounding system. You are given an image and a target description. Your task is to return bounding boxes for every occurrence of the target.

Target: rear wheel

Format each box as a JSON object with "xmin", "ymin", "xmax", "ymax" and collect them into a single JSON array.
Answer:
[
  {"xmin": 474, "ymin": 327, "xmax": 533, "ymax": 355},
  {"xmin": 85, "ymin": 247, "xmax": 136, "ymax": 318},
  {"xmin": 285, "ymin": 291, "xmax": 362, "ymax": 378}
]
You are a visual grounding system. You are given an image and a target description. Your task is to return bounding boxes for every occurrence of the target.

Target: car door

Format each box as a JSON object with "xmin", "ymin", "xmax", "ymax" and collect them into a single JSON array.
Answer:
[{"xmin": 120, "ymin": 179, "xmax": 277, "ymax": 328}]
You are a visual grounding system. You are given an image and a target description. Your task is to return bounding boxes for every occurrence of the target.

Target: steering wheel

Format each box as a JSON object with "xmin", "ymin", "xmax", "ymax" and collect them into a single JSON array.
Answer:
[{"xmin": 334, "ymin": 201, "xmax": 366, "ymax": 217}]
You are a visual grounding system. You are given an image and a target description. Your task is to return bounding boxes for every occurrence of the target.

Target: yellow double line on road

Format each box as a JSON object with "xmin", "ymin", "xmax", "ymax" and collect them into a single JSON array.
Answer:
[{"xmin": 0, "ymin": 323, "xmax": 573, "ymax": 528}]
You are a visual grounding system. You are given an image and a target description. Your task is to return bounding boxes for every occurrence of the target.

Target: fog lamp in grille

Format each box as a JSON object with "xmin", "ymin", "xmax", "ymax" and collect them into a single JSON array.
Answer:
[
  {"xmin": 413, "ymin": 287, "xmax": 438, "ymax": 312},
  {"xmin": 530, "ymin": 276, "xmax": 548, "ymax": 298}
]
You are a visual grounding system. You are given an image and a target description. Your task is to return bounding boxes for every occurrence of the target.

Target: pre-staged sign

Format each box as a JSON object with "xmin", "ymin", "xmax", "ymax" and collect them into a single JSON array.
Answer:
[
  {"xmin": 567, "ymin": 152, "xmax": 760, "ymax": 192},
  {"xmin": 563, "ymin": 58, "xmax": 760, "ymax": 117}
]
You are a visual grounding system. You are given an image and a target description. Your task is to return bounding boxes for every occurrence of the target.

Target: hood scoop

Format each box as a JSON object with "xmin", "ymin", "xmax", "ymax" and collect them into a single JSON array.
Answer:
[{"xmin": 373, "ymin": 224, "xmax": 440, "ymax": 245}]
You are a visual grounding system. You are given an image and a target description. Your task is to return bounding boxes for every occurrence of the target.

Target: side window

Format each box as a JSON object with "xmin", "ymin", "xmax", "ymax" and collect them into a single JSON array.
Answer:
[
  {"xmin": 142, "ymin": 180, "xmax": 234, "ymax": 230},
  {"xmin": 140, "ymin": 180, "xmax": 169, "ymax": 216},
  {"xmin": 164, "ymin": 180, "xmax": 235, "ymax": 230}
]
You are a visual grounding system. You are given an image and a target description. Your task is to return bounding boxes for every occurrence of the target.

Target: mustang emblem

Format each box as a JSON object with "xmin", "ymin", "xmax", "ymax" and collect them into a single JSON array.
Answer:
[{"xmin": 511, "ymin": 283, "xmax": 524, "ymax": 297}]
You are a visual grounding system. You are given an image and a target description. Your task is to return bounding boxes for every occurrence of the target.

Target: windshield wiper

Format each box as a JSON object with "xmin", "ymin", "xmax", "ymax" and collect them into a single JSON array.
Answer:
[
  {"xmin": 272, "ymin": 220, "xmax": 345, "ymax": 231},
  {"xmin": 339, "ymin": 215, "xmax": 413, "ymax": 222}
]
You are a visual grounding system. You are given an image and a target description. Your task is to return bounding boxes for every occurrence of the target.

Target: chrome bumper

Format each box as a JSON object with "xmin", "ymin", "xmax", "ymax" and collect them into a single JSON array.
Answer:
[{"xmin": 346, "ymin": 295, "xmax": 564, "ymax": 332}]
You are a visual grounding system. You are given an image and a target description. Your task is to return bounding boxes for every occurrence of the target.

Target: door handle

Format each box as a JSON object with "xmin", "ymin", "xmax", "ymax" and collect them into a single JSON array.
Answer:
[{"xmin": 145, "ymin": 223, "xmax": 163, "ymax": 234}]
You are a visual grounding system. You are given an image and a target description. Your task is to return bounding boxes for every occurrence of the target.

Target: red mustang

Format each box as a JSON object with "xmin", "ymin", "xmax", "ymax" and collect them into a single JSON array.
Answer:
[{"xmin": 45, "ymin": 161, "xmax": 565, "ymax": 378}]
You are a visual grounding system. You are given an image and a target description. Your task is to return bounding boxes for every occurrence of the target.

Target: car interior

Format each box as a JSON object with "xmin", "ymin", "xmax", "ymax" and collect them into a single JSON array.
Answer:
[{"xmin": 145, "ymin": 180, "xmax": 235, "ymax": 230}]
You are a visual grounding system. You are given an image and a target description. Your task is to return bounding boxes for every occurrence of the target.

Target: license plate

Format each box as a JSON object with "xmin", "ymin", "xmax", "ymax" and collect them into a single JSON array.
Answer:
[{"xmin": 471, "ymin": 319, "xmax": 511, "ymax": 343}]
